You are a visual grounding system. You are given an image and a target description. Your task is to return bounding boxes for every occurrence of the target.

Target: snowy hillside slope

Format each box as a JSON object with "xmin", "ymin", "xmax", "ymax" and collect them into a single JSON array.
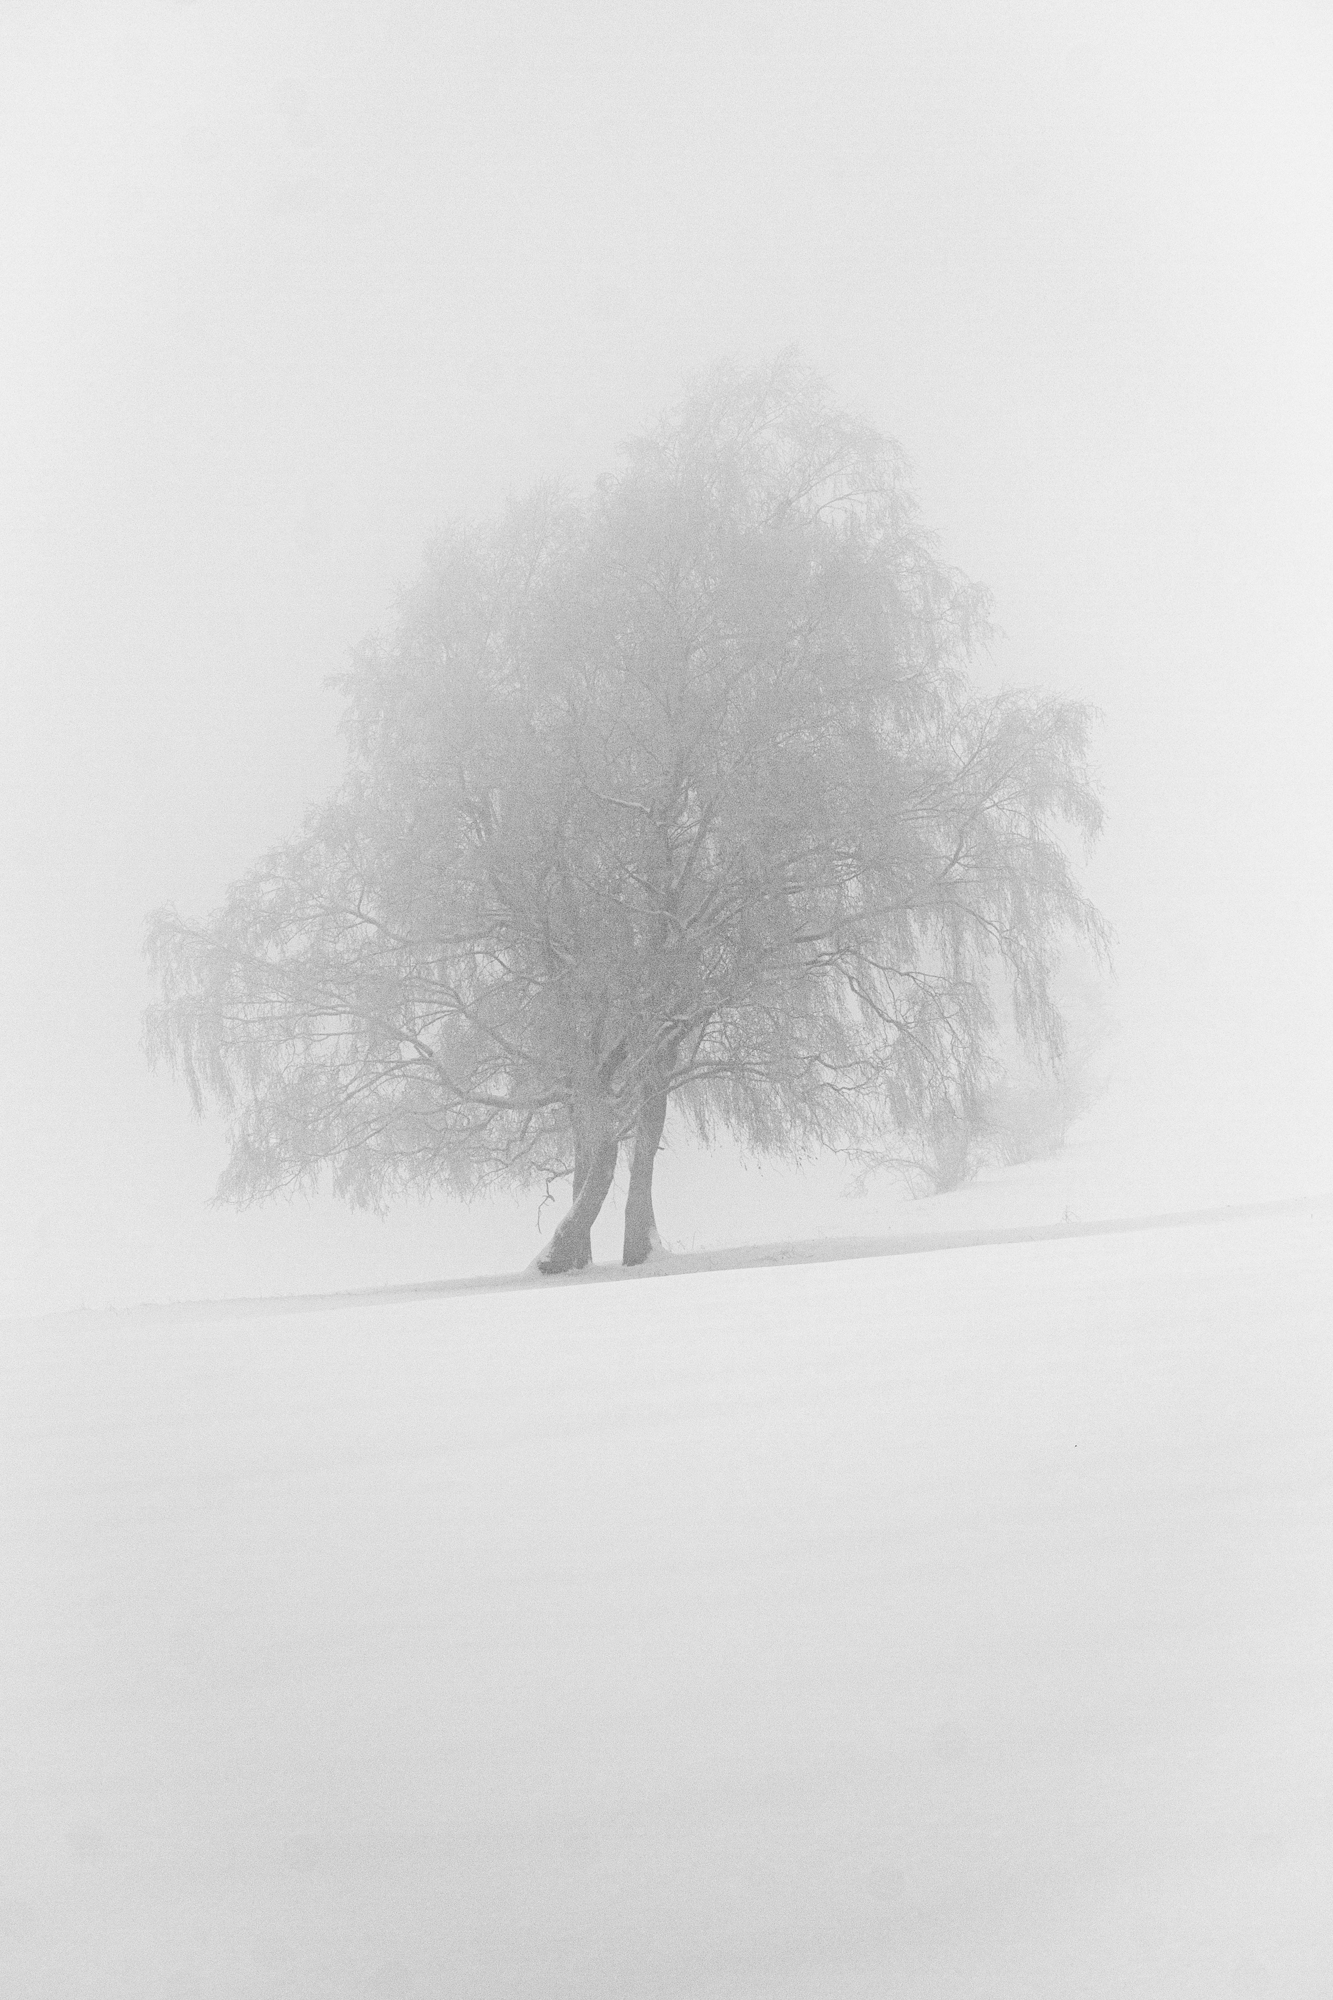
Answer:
[{"xmin": 3, "ymin": 1203, "xmax": 1331, "ymax": 1997}]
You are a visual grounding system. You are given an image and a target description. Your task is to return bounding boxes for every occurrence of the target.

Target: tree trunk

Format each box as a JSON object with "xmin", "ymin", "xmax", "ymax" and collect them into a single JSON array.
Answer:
[
  {"xmin": 537, "ymin": 1134, "xmax": 619, "ymax": 1274},
  {"xmin": 571, "ymin": 1129, "xmax": 590, "ymax": 1203},
  {"xmin": 622, "ymin": 1089, "xmax": 668, "ymax": 1266}
]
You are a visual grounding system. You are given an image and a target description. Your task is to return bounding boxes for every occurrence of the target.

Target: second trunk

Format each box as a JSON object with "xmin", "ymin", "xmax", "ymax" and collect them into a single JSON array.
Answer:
[{"xmin": 622, "ymin": 1089, "xmax": 668, "ymax": 1266}]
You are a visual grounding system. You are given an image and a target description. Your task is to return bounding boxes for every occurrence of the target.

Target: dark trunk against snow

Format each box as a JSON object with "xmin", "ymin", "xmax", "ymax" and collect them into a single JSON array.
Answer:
[
  {"xmin": 622, "ymin": 1088, "xmax": 668, "ymax": 1266},
  {"xmin": 537, "ymin": 1134, "xmax": 619, "ymax": 1274},
  {"xmin": 571, "ymin": 1130, "xmax": 590, "ymax": 1202}
]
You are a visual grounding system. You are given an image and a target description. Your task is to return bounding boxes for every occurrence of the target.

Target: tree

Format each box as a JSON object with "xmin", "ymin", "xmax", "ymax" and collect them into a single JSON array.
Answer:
[
  {"xmin": 146, "ymin": 355, "xmax": 1107, "ymax": 1273},
  {"xmin": 861, "ymin": 954, "xmax": 1116, "ymax": 1196}
]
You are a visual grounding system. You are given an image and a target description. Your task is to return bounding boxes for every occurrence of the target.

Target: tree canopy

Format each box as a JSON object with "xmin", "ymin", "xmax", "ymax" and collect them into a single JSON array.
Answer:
[{"xmin": 146, "ymin": 356, "xmax": 1107, "ymax": 1272}]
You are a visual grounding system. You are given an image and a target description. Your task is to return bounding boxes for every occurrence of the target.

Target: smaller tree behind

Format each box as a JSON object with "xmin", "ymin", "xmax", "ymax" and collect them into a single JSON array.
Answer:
[
  {"xmin": 146, "ymin": 356, "xmax": 1108, "ymax": 1270},
  {"xmin": 865, "ymin": 955, "xmax": 1116, "ymax": 1196}
]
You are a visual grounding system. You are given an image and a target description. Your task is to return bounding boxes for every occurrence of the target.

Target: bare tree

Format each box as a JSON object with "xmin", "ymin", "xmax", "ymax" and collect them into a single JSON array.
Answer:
[{"xmin": 146, "ymin": 355, "xmax": 1107, "ymax": 1272}]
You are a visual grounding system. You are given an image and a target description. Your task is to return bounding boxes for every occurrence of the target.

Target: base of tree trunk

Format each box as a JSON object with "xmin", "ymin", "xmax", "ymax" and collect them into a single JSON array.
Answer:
[
  {"xmin": 536, "ymin": 1137, "xmax": 619, "ymax": 1275},
  {"xmin": 535, "ymin": 1234, "xmax": 593, "ymax": 1275},
  {"xmin": 622, "ymin": 1223, "xmax": 662, "ymax": 1268},
  {"xmin": 622, "ymin": 1088, "xmax": 668, "ymax": 1266}
]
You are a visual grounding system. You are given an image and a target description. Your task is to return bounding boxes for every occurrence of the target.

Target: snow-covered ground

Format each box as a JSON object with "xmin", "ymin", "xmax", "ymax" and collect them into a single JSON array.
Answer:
[{"xmin": 4, "ymin": 1198, "xmax": 1331, "ymax": 1997}]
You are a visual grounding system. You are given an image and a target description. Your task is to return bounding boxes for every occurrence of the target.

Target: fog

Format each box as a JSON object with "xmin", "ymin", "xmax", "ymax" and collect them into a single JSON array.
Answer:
[{"xmin": 3, "ymin": 0, "xmax": 1331, "ymax": 1314}]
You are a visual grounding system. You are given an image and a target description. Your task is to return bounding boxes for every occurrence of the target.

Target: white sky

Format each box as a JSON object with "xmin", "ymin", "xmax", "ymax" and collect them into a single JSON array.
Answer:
[{"xmin": 2, "ymin": 0, "xmax": 1331, "ymax": 1310}]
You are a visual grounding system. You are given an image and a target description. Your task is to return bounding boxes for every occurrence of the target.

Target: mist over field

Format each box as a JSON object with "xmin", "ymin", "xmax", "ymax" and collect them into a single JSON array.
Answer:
[
  {"xmin": 4, "ymin": 12, "xmax": 1333, "ymax": 1994},
  {"xmin": 2, "ymin": 0, "xmax": 1330, "ymax": 1313}
]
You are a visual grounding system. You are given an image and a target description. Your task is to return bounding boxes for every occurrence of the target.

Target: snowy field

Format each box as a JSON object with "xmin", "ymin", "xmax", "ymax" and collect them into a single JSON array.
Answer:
[{"xmin": 4, "ymin": 1203, "xmax": 1332, "ymax": 1998}]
